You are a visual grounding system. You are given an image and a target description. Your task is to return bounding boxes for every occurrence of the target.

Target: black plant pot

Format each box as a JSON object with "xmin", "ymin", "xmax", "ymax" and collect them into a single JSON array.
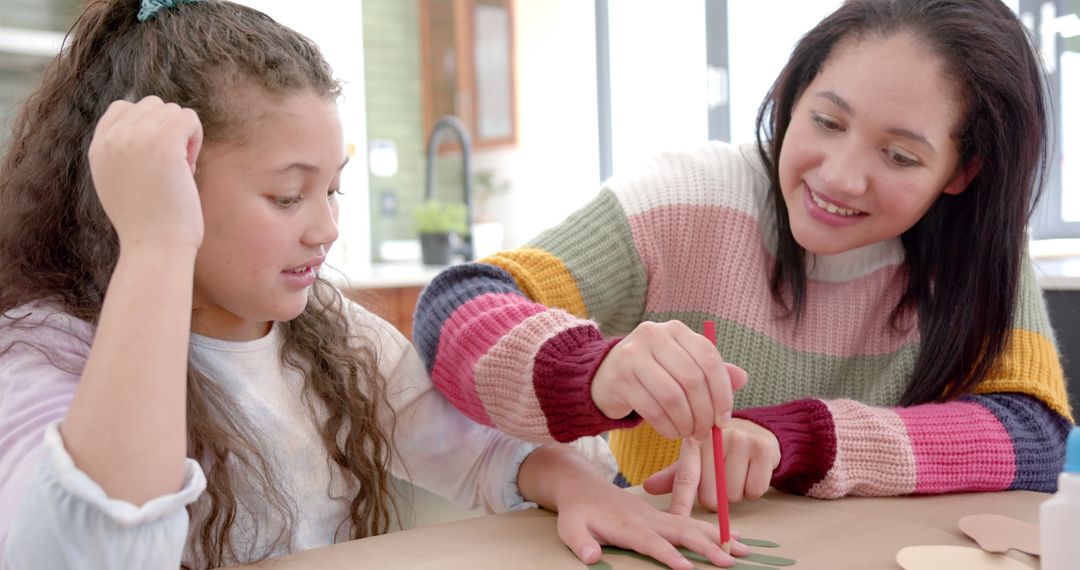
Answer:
[{"xmin": 419, "ymin": 232, "xmax": 455, "ymax": 265}]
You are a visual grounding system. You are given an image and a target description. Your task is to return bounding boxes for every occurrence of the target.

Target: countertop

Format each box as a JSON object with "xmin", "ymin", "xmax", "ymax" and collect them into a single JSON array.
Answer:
[
  {"xmin": 1031, "ymin": 238, "xmax": 1080, "ymax": 291},
  {"xmin": 335, "ymin": 262, "xmax": 450, "ymax": 290},
  {"xmin": 1034, "ymin": 258, "xmax": 1080, "ymax": 291}
]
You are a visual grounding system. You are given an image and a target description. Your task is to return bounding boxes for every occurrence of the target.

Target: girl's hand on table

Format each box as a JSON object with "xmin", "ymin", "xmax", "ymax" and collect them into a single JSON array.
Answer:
[{"xmin": 519, "ymin": 446, "xmax": 750, "ymax": 569}]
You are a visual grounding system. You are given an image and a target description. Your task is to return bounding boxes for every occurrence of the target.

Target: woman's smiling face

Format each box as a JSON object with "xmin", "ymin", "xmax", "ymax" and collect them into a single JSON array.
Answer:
[{"xmin": 778, "ymin": 32, "xmax": 970, "ymax": 256}]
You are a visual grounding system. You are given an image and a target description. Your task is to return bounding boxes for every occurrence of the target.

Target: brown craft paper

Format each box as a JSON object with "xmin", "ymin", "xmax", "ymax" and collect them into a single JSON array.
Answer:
[{"xmin": 226, "ymin": 488, "xmax": 1045, "ymax": 570}]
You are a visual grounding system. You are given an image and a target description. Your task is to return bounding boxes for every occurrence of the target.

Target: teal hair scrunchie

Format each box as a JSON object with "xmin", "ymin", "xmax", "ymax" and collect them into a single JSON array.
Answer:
[{"xmin": 138, "ymin": 0, "xmax": 202, "ymax": 22}]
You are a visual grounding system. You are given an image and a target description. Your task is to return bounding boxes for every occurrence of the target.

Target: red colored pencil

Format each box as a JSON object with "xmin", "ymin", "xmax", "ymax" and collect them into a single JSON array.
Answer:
[{"xmin": 703, "ymin": 320, "xmax": 732, "ymax": 553}]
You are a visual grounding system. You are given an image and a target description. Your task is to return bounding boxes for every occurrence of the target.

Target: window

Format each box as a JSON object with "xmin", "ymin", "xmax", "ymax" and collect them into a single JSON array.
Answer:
[{"xmin": 1029, "ymin": 0, "xmax": 1080, "ymax": 239}]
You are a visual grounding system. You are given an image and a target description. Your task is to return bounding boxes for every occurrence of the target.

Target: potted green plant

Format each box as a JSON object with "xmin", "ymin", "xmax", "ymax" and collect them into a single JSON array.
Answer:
[{"xmin": 412, "ymin": 199, "xmax": 468, "ymax": 265}]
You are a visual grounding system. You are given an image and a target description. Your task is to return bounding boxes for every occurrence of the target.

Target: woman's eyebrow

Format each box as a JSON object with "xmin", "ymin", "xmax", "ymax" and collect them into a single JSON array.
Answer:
[
  {"xmin": 272, "ymin": 156, "xmax": 350, "ymax": 175},
  {"xmin": 814, "ymin": 90, "xmax": 853, "ymax": 115},
  {"xmin": 887, "ymin": 127, "xmax": 935, "ymax": 153},
  {"xmin": 813, "ymin": 90, "xmax": 935, "ymax": 153}
]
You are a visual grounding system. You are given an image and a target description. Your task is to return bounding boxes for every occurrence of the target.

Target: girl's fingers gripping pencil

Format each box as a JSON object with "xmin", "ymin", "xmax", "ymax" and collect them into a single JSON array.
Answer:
[{"xmin": 703, "ymin": 320, "xmax": 732, "ymax": 554}]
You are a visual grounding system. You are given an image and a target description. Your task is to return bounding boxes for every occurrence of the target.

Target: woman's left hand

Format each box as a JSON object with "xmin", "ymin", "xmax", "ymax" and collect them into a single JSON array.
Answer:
[
  {"xmin": 643, "ymin": 419, "xmax": 781, "ymax": 514},
  {"xmin": 518, "ymin": 446, "xmax": 750, "ymax": 569}
]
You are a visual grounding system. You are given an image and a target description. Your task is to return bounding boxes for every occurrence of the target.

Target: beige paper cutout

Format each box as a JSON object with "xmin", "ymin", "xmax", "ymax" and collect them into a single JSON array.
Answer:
[
  {"xmin": 896, "ymin": 545, "xmax": 1034, "ymax": 569},
  {"xmin": 959, "ymin": 513, "xmax": 1040, "ymax": 556}
]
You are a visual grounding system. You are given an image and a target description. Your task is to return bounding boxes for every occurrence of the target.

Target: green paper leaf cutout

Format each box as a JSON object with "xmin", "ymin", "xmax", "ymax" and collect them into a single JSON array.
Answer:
[
  {"xmin": 677, "ymin": 547, "xmax": 787, "ymax": 569},
  {"xmin": 742, "ymin": 552, "xmax": 796, "ymax": 566},
  {"xmin": 738, "ymin": 538, "xmax": 781, "ymax": 548},
  {"xmin": 597, "ymin": 545, "xmax": 784, "ymax": 569},
  {"xmin": 587, "ymin": 558, "xmax": 613, "ymax": 569},
  {"xmin": 677, "ymin": 547, "xmax": 714, "ymax": 564}
]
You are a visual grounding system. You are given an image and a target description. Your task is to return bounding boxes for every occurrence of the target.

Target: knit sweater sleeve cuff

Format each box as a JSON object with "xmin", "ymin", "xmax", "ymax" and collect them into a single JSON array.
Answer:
[
  {"xmin": 733, "ymin": 399, "xmax": 836, "ymax": 495},
  {"xmin": 533, "ymin": 327, "xmax": 642, "ymax": 443}
]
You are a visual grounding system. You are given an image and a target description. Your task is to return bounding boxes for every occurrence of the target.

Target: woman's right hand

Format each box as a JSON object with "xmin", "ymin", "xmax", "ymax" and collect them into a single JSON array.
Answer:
[
  {"xmin": 591, "ymin": 320, "xmax": 748, "ymax": 441},
  {"xmin": 88, "ymin": 95, "xmax": 205, "ymax": 252}
]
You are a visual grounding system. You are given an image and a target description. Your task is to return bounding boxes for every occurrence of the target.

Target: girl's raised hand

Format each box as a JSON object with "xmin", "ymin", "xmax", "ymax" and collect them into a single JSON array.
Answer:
[
  {"xmin": 88, "ymin": 96, "xmax": 205, "ymax": 253},
  {"xmin": 591, "ymin": 320, "xmax": 748, "ymax": 441},
  {"xmin": 643, "ymin": 418, "xmax": 781, "ymax": 514}
]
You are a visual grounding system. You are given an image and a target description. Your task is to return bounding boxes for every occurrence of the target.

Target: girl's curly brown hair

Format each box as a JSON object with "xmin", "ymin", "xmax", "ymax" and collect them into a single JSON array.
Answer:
[{"xmin": 0, "ymin": 1, "xmax": 399, "ymax": 566}]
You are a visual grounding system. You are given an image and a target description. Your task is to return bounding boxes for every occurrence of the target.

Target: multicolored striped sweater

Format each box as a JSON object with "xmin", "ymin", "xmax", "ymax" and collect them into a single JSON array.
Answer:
[{"xmin": 413, "ymin": 141, "xmax": 1075, "ymax": 497}]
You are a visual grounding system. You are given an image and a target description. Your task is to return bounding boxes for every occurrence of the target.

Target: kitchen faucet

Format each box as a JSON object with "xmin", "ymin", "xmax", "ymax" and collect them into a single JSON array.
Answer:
[{"xmin": 424, "ymin": 115, "xmax": 474, "ymax": 261}]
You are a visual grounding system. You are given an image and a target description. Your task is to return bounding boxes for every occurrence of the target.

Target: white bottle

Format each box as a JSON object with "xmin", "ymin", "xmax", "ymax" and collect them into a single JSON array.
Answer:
[{"xmin": 1040, "ymin": 426, "xmax": 1080, "ymax": 570}]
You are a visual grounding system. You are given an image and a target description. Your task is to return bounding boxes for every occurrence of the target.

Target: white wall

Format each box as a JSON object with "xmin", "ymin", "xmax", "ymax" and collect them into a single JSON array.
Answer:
[
  {"xmin": 480, "ymin": 0, "xmax": 601, "ymax": 248},
  {"xmin": 231, "ymin": 0, "xmax": 371, "ymax": 274},
  {"xmin": 1061, "ymin": 51, "xmax": 1079, "ymax": 221},
  {"xmin": 607, "ymin": 1, "xmax": 708, "ymax": 173},
  {"xmin": 487, "ymin": 0, "xmax": 710, "ymax": 248}
]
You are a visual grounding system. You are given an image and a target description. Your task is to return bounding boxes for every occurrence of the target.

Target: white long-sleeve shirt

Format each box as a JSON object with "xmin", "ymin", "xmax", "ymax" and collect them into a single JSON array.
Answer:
[{"xmin": 0, "ymin": 302, "xmax": 617, "ymax": 568}]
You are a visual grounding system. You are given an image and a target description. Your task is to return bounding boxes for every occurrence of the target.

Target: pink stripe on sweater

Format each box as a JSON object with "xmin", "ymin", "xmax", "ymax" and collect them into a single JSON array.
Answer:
[
  {"xmin": 628, "ymin": 205, "xmax": 916, "ymax": 357},
  {"xmin": 807, "ymin": 400, "xmax": 917, "ymax": 498},
  {"xmin": 432, "ymin": 292, "xmax": 546, "ymax": 426},
  {"xmin": 896, "ymin": 402, "xmax": 1016, "ymax": 494},
  {"xmin": 475, "ymin": 309, "xmax": 584, "ymax": 441}
]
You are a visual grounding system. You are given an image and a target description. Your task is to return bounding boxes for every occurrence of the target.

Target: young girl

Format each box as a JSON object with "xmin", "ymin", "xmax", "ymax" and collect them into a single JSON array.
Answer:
[
  {"xmin": 0, "ymin": 1, "xmax": 748, "ymax": 569},
  {"xmin": 414, "ymin": 0, "xmax": 1075, "ymax": 516}
]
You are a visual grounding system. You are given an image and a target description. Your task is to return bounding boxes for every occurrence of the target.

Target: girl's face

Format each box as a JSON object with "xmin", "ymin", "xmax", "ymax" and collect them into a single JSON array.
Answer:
[
  {"xmin": 191, "ymin": 89, "xmax": 344, "ymax": 341},
  {"xmin": 778, "ymin": 32, "xmax": 969, "ymax": 256}
]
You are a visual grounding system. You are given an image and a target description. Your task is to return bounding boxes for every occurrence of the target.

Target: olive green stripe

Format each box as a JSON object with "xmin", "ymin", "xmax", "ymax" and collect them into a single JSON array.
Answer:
[
  {"xmin": 646, "ymin": 311, "xmax": 919, "ymax": 407},
  {"xmin": 529, "ymin": 189, "xmax": 648, "ymax": 336},
  {"xmin": 1015, "ymin": 260, "xmax": 1055, "ymax": 337}
]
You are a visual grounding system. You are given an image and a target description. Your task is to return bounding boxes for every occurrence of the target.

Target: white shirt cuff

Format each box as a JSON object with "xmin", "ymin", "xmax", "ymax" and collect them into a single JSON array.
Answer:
[
  {"xmin": 503, "ymin": 442, "xmax": 540, "ymax": 512},
  {"xmin": 44, "ymin": 421, "xmax": 206, "ymax": 526}
]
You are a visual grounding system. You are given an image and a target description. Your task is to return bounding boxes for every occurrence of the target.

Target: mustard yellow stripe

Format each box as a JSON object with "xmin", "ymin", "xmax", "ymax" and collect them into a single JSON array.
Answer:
[
  {"xmin": 479, "ymin": 248, "xmax": 588, "ymax": 318},
  {"xmin": 608, "ymin": 423, "xmax": 681, "ymax": 485},
  {"xmin": 974, "ymin": 328, "xmax": 1074, "ymax": 422}
]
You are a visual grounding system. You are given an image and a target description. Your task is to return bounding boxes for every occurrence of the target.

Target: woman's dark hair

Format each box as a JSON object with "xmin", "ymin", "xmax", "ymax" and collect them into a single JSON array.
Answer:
[
  {"xmin": 755, "ymin": 0, "xmax": 1050, "ymax": 405},
  {"xmin": 0, "ymin": 0, "xmax": 398, "ymax": 566}
]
